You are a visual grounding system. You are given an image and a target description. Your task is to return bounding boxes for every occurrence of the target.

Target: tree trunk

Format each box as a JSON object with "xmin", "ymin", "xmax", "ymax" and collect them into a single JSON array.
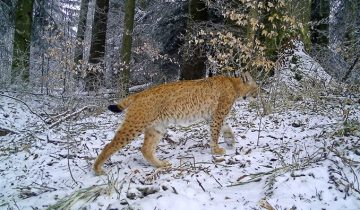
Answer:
[
  {"xmin": 11, "ymin": 0, "xmax": 34, "ymax": 83},
  {"xmin": 0, "ymin": 0, "xmax": 15, "ymax": 86},
  {"xmin": 310, "ymin": 0, "xmax": 330, "ymax": 46},
  {"xmin": 74, "ymin": 0, "xmax": 90, "ymax": 66},
  {"xmin": 30, "ymin": 0, "xmax": 47, "ymax": 91},
  {"xmin": 86, "ymin": 0, "xmax": 109, "ymax": 91},
  {"xmin": 119, "ymin": 0, "xmax": 135, "ymax": 97},
  {"xmin": 180, "ymin": 0, "xmax": 208, "ymax": 80}
]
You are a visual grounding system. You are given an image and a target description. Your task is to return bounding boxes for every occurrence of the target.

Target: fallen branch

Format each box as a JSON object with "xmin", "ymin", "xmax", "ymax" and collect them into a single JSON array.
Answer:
[
  {"xmin": 49, "ymin": 105, "xmax": 97, "ymax": 128},
  {"xmin": 45, "ymin": 110, "xmax": 70, "ymax": 124}
]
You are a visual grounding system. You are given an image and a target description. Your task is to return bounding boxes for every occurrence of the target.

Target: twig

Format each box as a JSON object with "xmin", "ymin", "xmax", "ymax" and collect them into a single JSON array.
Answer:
[
  {"xmin": 12, "ymin": 198, "xmax": 20, "ymax": 210},
  {"xmin": 209, "ymin": 173, "xmax": 223, "ymax": 187},
  {"xmin": 66, "ymin": 123, "xmax": 78, "ymax": 186},
  {"xmin": 328, "ymin": 146, "xmax": 360, "ymax": 164},
  {"xmin": 256, "ymin": 91, "xmax": 265, "ymax": 146},
  {"xmin": 171, "ymin": 186, "xmax": 178, "ymax": 194},
  {"xmin": 328, "ymin": 146, "xmax": 360, "ymax": 194},
  {"xmin": 145, "ymin": 167, "xmax": 171, "ymax": 183},
  {"xmin": 257, "ymin": 115, "xmax": 262, "ymax": 146},
  {"xmin": 49, "ymin": 105, "xmax": 97, "ymax": 128},
  {"xmin": 46, "ymin": 110, "xmax": 70, "ymax": 124},
  {"xmin": 228, "ymin": 177, "xmax": 262, "ymax": 187},
  {"xmin": 67, "ymin": 146, "xmax": 78, "ymax": 185},
  {"xmin": 196, "ymin": 179, "xmax": 206, "ymax": 192},
  {"xmin": 228, "ymin": 147, "xmax": 326, "ymax": 187},
  {"xmin": 31, "ymin": 182, "xmax": 57, "ymax": 192}
]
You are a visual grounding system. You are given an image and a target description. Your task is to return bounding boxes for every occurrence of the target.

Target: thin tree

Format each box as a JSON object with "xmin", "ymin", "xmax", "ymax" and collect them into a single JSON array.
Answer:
[
  {"xmin": 119, "ymin": 0, "xmax": 135, "ymax": 97},
  {"xmin": 11, "ymin": 0, "xmax": 34, "ymax": 82}
]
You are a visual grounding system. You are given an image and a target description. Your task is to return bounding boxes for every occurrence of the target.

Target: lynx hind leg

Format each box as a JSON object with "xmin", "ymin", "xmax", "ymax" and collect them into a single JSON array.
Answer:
[
  {"xmin": 141, "ymin": 127, "xmax": 171, "ymax": 168},
  {"xmin": 93, "ymin": 123, "xmax": 143, "ymax": 176},
  {"xmin": 222, "ymin": 124, "xmax": 236, "ymax": 148}
]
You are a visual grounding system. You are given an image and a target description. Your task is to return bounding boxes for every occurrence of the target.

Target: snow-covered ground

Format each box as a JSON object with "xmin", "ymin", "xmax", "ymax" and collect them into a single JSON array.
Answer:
[{"xmin": 1, "ymin": 89, "xmax": 359, "ymax": 210}]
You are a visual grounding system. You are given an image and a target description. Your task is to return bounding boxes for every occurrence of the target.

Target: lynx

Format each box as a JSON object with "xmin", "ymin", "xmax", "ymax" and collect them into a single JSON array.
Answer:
[{"xmin": 93, "ymin": 72, "xmax": 258, "ymax": 175}]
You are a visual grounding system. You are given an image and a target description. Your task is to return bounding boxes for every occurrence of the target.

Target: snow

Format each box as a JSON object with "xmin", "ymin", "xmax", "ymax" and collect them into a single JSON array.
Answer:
[
  {"xmin": 275, "ymin": 41, "xmax": 336, "ymax": 92},
  {"xmin": 1, "ymin": 48, "xmax": 360, "ymax": 209},
  {"xmin": 1, "ymin": 93, "xmax": 359, "ymax": 210}
]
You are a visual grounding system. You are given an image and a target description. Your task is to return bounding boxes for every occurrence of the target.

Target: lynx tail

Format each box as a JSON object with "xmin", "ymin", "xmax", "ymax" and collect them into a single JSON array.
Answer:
[
  {"xmin": 108, "ymin": 94, "xmax": 136, "ymax": 113},
  {"xmin": 108, "ymin": 105, "xmax": 122, "ymax": 113}
]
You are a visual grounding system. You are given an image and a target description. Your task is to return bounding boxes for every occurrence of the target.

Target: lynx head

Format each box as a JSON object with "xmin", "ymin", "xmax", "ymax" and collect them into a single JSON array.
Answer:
[{"xmin": 232, "ymin": 71, "xmax": 259, "ymax": 99}]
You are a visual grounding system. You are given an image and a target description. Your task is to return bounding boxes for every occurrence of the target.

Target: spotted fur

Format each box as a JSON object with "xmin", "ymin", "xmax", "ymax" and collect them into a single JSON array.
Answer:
[{"xmin": 93, "ymin": 72, "xmax": 258, "ymax": 175}]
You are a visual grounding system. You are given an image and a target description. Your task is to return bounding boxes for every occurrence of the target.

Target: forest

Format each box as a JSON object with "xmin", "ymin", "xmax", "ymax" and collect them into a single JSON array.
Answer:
[{"xmin": 0, "ymin": 0, "xmax": 359, "ymax": 209}]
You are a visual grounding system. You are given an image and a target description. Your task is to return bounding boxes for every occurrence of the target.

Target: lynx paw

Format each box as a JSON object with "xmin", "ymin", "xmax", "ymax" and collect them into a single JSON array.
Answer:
[
  {"xmin": 212, "ymin": 147, "xmax": 226, "ymax": 155},
  {"xmin": 93, "ymin": 166, "xmax": 106, "ymax": 176},
  {"xmin": 156, "ymin": 160, "xmax": 172, "ymax": 168}
]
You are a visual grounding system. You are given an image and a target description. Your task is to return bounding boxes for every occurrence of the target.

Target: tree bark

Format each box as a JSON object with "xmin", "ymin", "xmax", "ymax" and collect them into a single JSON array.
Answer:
[
  {"xmin": 11, "ymin": 0, "xmax": 34, "ymax": 83},
  {"xmin": 119, "ymin": 0, "xmax": 135, "ymax": 97},
  {"xmin": 86, "ymin": 0, "xmax": 109, "ymax": 91},
  {"xmin": 74, "ymin": 0, "xmax": 90, "ymax": 66},
  {"xmin": 180, "ymin": 0, "xmax": 208, "ymax": 80}
]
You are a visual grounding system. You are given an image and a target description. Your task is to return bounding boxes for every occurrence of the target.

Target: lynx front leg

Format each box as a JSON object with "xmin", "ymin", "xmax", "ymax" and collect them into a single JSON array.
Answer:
[
  {"xmin": 141, "ymin": 127, "xmax": 171, "ymax": 168},
  {"xmin": 210, "ymin": 98, "xmax": 233, "ymax": 155},
  {"xmin": 93, "ymin": 123, "xmax": 143, "ymax": 175},
  {"xmin": 222, "ymin": 124, "xmax": 236, "ymax": 147}
]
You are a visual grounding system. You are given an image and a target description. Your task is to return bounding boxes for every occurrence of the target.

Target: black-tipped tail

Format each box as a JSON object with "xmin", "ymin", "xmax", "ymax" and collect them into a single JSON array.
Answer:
[{"xmin": 108, "ymin": 104, "xmax": 122, "ymax": 113}]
